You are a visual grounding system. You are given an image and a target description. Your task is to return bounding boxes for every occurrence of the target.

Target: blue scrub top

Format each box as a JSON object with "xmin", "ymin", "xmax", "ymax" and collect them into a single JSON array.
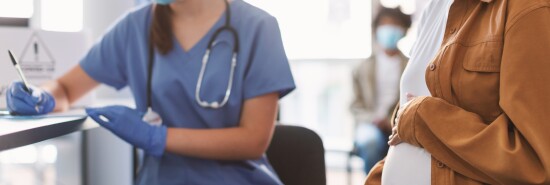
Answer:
[{"xmin": 80, "ymin": 1, "xmax": 295, "ymax": 185}]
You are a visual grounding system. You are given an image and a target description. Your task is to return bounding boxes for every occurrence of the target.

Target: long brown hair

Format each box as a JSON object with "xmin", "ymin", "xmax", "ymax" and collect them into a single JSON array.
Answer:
[{"xmin": 151, "ymin": 4, "xmax": 173, "ymax": 55}]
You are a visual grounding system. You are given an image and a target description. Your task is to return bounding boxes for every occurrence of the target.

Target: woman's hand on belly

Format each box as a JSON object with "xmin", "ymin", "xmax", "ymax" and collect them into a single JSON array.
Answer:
[{"xmin": 388, "ymin": 93, "xmax": 416, "ymax": 146}]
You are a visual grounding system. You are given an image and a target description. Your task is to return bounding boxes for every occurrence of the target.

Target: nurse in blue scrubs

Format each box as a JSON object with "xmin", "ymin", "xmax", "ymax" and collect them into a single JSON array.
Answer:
[{"xmin": 5, "ymin": 0, "xmax": 295, "ymax": 184}]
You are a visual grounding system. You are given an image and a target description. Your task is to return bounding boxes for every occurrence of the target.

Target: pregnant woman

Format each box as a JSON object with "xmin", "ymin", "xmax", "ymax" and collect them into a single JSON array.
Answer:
[{"xmin": 366, "ymin": 0, "xmax": 550, "ymax": 184}]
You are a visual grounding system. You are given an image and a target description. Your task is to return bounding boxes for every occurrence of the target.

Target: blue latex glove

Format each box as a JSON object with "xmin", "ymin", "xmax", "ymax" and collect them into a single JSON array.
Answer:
[
  {"xmin": 85, "ymin": 105, "xmax": 167, "ymax": 157},
  {"xmin": 6, "ymin": 81, "xmax": 55, "ymax": 115}
]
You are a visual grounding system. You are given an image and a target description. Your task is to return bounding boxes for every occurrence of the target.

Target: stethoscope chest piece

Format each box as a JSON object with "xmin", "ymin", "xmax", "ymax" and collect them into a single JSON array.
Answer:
[{"xmin": 195, "ymin": 50, "xmax": 237, "ymax": 109}]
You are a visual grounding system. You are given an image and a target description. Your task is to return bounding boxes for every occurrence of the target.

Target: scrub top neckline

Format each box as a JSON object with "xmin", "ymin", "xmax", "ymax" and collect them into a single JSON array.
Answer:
[{"xmin": 171, "ymin": 1, "xmax": 237, "ymax": 61}]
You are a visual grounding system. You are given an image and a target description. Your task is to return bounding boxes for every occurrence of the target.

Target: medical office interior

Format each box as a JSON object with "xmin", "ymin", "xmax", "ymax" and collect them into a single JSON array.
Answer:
[{"xmin": 0, "ymin": 0, "xmax": 431, "ymax": 184}]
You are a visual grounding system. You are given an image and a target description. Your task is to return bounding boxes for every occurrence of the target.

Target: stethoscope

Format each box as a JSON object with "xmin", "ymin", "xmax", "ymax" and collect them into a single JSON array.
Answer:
[
  {"xmin": 143, "ymin": 0, "xmax": 239, "ymax": 125},
  {"xmin": 196, "ymin": 1, "xmax": 239, "ymax": 109}
]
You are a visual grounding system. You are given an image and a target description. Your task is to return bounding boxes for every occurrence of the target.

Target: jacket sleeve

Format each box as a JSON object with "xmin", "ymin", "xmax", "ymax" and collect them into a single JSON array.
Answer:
[
  {"xmin": 397, "ymin": 7, "xmax": 550, "ymax": 185},
  {"xmin": 364, "ymin": 158, "xmax": 385, "ymax": 185}
]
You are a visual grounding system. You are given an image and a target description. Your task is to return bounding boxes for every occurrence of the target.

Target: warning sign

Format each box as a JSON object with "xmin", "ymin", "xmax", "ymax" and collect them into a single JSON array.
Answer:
[
  {"xmin": 19, "ymin": 33, "xmax": 56, "ymax": 79},
  {"xmin": 0, "ymin": 28, "xmax": 90, "ymax": 109}
]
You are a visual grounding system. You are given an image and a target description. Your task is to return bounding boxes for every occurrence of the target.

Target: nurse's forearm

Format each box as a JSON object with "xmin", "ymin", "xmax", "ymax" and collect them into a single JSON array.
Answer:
[
  {"xmin": 165, "ymin": 93, "xmax": 279, "ymax": 160},
  {"xmin": 165, "ymin": 127, "xmax": 272, "ymax": 160},
  {"xmin": 42, "ymin": 65, "xmax": 100, "ymax": 112},
  {"xmin": 42, "ymin": 80, "xmax": 70, "ymax": 112}
]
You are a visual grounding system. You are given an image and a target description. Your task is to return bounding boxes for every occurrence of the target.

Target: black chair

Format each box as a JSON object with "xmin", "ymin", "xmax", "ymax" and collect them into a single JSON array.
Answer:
[{"xmin": 266, "ymin": 125, "xmax": 326, "ymax": 185}]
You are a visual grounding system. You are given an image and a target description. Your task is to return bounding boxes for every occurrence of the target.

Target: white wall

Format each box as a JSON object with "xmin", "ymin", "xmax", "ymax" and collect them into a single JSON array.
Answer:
[
  {"xmin": 84, "ymin": 0, "xmax": 134, "ymax": 40},
  {"xmin": 84, "ymin": 0, "xmax": 136, "ymax": 99},
  {"xmin": 82, "ymin": 1, "xmax": 135, "ymax": 185}
]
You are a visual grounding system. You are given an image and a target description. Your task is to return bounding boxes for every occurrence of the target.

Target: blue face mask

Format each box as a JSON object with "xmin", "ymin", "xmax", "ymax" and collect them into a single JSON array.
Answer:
[
  {"xmin": 376, "ymin": 25, "xmax": 405, "ymax": 50},
  {"xmin": 155, "ymin": 0, "xmax": 174, "ymax": 5}
]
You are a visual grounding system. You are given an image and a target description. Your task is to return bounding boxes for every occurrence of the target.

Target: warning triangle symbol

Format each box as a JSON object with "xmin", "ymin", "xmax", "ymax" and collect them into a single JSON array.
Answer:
[{"xmin": 20, "ymin": 33, "xmax": 55, "ymax": 65}]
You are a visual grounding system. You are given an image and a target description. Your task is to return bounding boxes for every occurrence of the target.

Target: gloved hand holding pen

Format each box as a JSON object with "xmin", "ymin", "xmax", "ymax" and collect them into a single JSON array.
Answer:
[
  {"xmin": 6, "ymin": 81, "xmax": 56, "ymax": 115},
  {"xmin": 85, "ymin": 105, "xmax": 167, "ymax": 157}
]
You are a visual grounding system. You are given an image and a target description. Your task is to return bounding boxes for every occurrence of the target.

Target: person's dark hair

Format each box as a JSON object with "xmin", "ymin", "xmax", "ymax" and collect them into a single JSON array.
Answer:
[
  {"xmin": 372, "ymin": 7, "xmax": 412, "ymax": 31},
  {"xmin": 151, "ymin": 5, "xmax": 173, "ymax": 55}
]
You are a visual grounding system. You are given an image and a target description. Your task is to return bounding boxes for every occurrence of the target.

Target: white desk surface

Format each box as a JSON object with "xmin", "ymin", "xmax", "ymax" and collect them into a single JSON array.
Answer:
[
  {"xmin": 0, "ymin": 109, "xmax": 98, "ymax": 151},
  {"xmin": 0, "ymin": 98, "xmax": 133, "ymax": 151}
]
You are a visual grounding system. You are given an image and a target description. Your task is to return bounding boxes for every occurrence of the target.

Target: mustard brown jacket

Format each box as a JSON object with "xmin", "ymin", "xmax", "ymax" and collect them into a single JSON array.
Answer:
[{"xmin": 365, "ymin": 0, "xmax": 550, "ymax": 184}]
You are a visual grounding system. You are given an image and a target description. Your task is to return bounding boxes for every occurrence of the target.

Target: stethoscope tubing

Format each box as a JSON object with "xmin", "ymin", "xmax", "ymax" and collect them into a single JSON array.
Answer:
[{"xmin": 147, "ymin": 0, "xmax": 239, "ymax": 110}]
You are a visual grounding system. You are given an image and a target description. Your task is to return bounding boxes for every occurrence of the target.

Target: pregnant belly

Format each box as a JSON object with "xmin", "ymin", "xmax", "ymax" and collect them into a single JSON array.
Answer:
[{"xmin": 382, "ymin": 143, "xmax": 431, "ymax": 185}]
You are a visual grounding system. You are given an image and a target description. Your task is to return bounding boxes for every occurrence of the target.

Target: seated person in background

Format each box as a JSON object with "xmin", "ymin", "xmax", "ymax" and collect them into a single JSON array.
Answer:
[{"xmin": 350, "ymin": 7, "xmax": 411, "ymax": 174}]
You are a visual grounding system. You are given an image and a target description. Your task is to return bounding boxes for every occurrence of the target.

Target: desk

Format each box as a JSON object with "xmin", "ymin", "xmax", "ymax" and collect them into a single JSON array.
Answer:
[
  {"xmin": 0, "ymin": 113, "xmax": 98, "ymax": 151},
  {"xmin": 0, "ymin": 100, "xmax": 134, "ymax": 185}
]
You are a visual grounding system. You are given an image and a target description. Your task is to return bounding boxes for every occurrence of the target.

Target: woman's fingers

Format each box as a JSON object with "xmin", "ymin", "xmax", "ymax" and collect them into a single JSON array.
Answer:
[
  {"xmin": 388, "ymin": 124, "xmax": 402, "ymax": 145},
  {"xmin": 388, "ymin": 92, "xmax": 416, "ymax": 146},
  {"xmin": 406, "ymin": 92, "xmax": 416, "ymax": 101},
  {"xmin": 388, "ymin": 133, "xmax": 402, "ymax": 145},
  {"xmin": 395, "ymin": 115, "xmax": 400, "ymax": 124}
]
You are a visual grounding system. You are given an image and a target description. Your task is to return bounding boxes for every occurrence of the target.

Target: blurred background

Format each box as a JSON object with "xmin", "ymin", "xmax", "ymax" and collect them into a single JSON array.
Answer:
[{"xmin": 0, "ymin": 0, "xmax": 433, "ymax": 184}]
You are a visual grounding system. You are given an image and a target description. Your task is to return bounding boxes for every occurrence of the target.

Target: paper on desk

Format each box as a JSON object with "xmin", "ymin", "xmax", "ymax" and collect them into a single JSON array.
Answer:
[
  {"xmin": 0, "ymin": 110, "xmax": 9, "ymax": 116},
  {"xmin": 0, "ymin": 109, "xmax": 87, "ymax": 119}
]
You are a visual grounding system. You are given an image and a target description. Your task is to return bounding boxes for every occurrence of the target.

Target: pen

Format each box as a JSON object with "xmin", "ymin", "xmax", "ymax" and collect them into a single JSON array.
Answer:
[{"xmin": 8, "ymin": 50, "xmax": 31, "ymax": 93}]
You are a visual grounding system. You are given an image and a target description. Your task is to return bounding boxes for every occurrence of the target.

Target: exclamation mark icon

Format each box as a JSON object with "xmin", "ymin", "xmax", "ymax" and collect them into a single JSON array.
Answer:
[{"xmin": 34, "ymin": 42, "xmax": 39, "ymax": 62}]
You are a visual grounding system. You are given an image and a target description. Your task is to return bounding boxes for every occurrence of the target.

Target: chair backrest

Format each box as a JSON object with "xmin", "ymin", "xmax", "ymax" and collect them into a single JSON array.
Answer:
[{"xmin": 266, "ymin": 125, "xmax": 326, "ymax": 185}]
